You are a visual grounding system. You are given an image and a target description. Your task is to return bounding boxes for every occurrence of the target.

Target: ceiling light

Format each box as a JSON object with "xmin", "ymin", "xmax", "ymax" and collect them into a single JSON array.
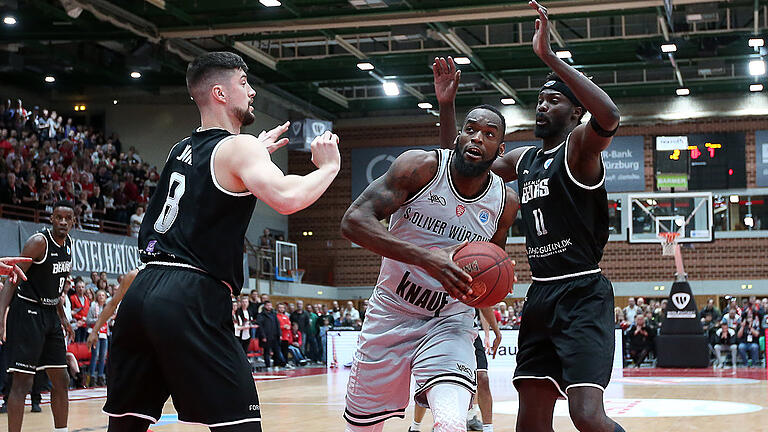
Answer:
[
  {"xmin": 676, "ymin": 88, "xmax": 690, "ymax": 96},
  {"xmin": 751, "ymin": 84, "xmax": 764, "ymax": 92},
  {"xmin": 130, "ymin": 71, "xmax": 141, "ymax": 79},
  {"xmin": 3, "ymin": 16, "xmax": 16, "ymax": 25},
  {"xmin": 454, "ymin": 57, "xmax": 471, "ymax": 65},
  {"xmin": 729, "ymin": 195, "xmax": 740, "ymax": 203},
  {"xmin": 749, "ymin": 38, "xmax": 765, "ymax": 48},
  {"xmin": 259, "ymin": 0, "xmax": 281, "ymax": 6},
  {"xmin": 661, "ymin": 43, "xmax": 677, "ymax": 53},
  {"xmin": 556, "ymin": 50, "xmax": 572, "ymax": 59},
  {"xmin": 113, "ymin": 99, "xmax": 119, "ymax": 105},
  {"xmin": 382, "ymin": 81, "xmax": 400, "ymax": 96},
  {"xmin": 500, "ymin": 98, "xmax": 516, "ymax": 105},
  {"xmin": 749, "ymin": 59, "xmax": 766, "ymax": 76},
  {"xmin": 356, "ymin": 62, "xmax": 374, "ymax": 71},
  {"xmin": 418, "ymin": 102, "xmax": 433, "ymax": 109},
  {"xmin": 44, "ymin": 76, "xmax": 55, "ymax": 83}
]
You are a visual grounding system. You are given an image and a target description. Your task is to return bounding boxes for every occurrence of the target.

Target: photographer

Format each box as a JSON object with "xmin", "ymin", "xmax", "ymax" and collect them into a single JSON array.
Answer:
[
  {"xmin": 626, "ymin": 314, "xmax": 654, "ymax": 367},
  {"xmin": 737, "ymin": 312, "xmax": 762, "ymax": 367}
]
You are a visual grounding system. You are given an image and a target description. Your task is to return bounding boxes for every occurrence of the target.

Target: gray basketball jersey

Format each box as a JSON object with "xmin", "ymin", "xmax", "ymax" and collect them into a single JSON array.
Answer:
[{"xmin": 374, "ymin": 148, "xmax": 506, "ymax": 317}]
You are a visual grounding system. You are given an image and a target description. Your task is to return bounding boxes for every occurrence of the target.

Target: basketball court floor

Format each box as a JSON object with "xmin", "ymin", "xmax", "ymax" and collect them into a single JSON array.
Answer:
[{"xmin": 17, "ymin": 365, "xmax": 768, "ymax": 431}]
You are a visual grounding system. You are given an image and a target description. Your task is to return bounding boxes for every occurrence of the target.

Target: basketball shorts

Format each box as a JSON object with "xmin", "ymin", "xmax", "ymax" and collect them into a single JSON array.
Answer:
[
  {"xmin": 103, "ymin": 265, "xmax": 261, "ymax": 429},
  {"xmin": 344, "ymin": 291, "xmax": 477, "ymax": 427},
  {"xmin": 474, "ymin": 335, "xmax": 488, "ymax": 371},
  {"xmin": 5, "ymin": 297, "xmax": 66, "ymax": 374},
  {"xmin": 513, "ymin": 273, "xmax": 615, "ymax": 397}
]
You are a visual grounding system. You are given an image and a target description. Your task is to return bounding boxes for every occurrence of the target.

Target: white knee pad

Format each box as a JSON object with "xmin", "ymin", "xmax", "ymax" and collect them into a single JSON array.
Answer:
[
  {"xmin": 426, "ymin": 383, "xmax": 472, "ymax": 432},
  {"xmin": 345, "ymin": 421, "xmax": 384, "ymax": 432}
]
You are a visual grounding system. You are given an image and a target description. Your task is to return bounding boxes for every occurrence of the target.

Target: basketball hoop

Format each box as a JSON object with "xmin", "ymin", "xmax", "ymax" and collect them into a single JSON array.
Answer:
[
  {"xmin": 658, "ymin": 232, "xmax": 680, "ymax": 257},
  {"xmin": 289, "ymin": 268, "xmax": 305, "ymax": 283}
]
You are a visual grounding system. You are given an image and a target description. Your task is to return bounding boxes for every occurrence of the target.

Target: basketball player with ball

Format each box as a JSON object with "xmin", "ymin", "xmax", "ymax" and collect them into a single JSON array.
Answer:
[
  {"xmin": 434, "ymin": 2, "xmax": 624, "ymax": 431},
  {"xmin": 340, "ymin": 102, "xmax": 518, "ymax": 432}
]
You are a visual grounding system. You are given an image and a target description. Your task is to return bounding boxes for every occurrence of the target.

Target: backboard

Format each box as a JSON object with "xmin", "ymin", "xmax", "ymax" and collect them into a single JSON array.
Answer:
[
  {"xmin": 628, "ymin": 192, "xmax": 713, "ymax": 243},
  {"xmin": 274, "ymin": 240, "xmax": 298, "ymax": 281}
]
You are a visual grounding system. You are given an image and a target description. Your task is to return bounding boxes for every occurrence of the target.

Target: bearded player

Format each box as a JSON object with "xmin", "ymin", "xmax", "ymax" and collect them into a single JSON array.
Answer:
[
  {"xmin": 434, "ymin": 2, "xmax": 624, "ymax": 431},
  {"xmin": 341, "ymin": 104, "xmax": 518, "ymax": 432}
]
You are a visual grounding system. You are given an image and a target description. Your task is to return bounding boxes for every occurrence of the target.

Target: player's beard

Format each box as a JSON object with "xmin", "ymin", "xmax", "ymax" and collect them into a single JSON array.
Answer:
[
  {"xmin": 452, "ymin": 144, "xmax": 497, "ymax": 178},
  {"xmin": 534, "ymin": 114, "xmax": 568, "ymax": 139},
  {"xmin": 234, "ymin": 104, "xmax": 256, "ymax": 127}
]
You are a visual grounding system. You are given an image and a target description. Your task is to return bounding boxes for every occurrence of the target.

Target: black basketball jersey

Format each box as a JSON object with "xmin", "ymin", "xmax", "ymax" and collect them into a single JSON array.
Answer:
[
  {"xmin": 16, "ymin": 229, "xmax": 72, "ymax": 306},
  {"xmin": 516, "ymin": 133, "xmax": 609, "ymax": 281},
  {"xmin": 139, "ymin": 128, "xmax": 258, "ymax": 291}
]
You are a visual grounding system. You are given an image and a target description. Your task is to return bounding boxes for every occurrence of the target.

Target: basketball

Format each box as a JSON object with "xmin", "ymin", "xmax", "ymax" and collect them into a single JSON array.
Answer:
[{"xmin": 452, "ymin": 242, "xmax": 515, "ymax": 308}]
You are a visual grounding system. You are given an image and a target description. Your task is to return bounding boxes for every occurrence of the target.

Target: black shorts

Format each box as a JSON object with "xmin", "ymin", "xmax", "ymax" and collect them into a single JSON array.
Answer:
[
  {"xmin": 473, "ymin": 335, "xmax": 488, "ymax": 371},
  {"xmin": 103, "ymin": 265, "xmax": 261, "ymax": 428},
  {"xmin": 513, "ymin": 273, "xmax": 614, "ymax": 397},
  {"xmin": 6, "ymin": 297, "xmax": 66, "ymax": 374}
]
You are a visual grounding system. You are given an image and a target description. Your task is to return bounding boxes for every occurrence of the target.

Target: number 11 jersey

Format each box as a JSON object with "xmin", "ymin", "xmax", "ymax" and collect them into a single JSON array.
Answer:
[
  {"xmin": 139, "ymin": 128, "xmax": 257, "ymax": 291},
  {"xmin": 515, "ymin": 133, "xmax": 609, "ymax": 282}
]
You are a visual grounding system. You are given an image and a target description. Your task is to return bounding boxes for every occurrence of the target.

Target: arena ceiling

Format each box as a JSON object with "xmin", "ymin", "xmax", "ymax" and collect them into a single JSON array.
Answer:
[{"xmin": 0, "ymin": 0, "xmax": 766, "ymax": 119}]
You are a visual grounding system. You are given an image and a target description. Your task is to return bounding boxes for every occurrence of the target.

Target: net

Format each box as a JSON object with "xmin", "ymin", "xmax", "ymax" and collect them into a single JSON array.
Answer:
[
  {"xmin": 289, "ymin": 268, "xmax": 305, "ymax": 283},
  {"xmin": 659, "ymin": 232, "xmax": 680, "ymax": 256}
]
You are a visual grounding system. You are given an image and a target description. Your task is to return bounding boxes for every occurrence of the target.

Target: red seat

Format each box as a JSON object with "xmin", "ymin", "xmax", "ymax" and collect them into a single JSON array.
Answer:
[{"xmin": 67, "ymin": 342, "xmax": 92, "ymax": 368}]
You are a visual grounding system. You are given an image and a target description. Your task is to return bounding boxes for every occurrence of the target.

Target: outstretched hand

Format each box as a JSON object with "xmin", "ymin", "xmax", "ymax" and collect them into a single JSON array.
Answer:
[
  {"xmin": 0, "ymin": 257, "xmax": 32, "ymax": 285},
  {"xmin": 257, "ymin": 121, "xmax": 290, "ymax": 154},
  {"xmin": 432, "ymin": 56, "xmax": 461, "ymax": 105},
  {"xmin": 529, "ymin": 0, "xmax": 555, "ymax": 60}
]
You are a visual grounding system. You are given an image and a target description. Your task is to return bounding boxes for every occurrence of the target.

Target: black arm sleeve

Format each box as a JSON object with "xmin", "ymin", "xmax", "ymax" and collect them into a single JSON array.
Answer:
[{"xmin": 589, "ymin": 116, "xmax": 619, "ymax": 138}]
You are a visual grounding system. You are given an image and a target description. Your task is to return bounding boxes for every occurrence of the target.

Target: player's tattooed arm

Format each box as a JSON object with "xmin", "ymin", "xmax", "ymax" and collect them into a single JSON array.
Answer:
[
  {"xmin": 341, "ymin": 150, "xmax": 473, "ymax": 299},
  {"xmin": 0, "ymin": 234, "xmax": 46, "ymax": 343},
  {"xmin": 433, "ymin": 56, "xmax": 461, "ymax": 150},
  {"xmin": 528, "ymin": 0, "xmax": 619, "ymax": 177},
  {"xmin": 87, "ymin": 268, "xmax": 138, "ymax": 350}
]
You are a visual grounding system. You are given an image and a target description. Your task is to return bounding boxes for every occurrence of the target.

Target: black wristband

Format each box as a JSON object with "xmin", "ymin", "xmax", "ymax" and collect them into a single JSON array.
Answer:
[{"xmin": 590, "ymin": 116, "xmax": 619, "ymax": 137}]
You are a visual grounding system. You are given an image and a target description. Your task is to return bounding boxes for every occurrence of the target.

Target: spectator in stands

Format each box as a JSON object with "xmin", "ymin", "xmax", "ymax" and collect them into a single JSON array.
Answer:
[
  {"xmin": 626, "ymin": 314, "xmax": 654, "ymax": 367},
  {"xmin": 722, "ymin": 308, "xmax": 741, "ymax": 329},
  {"xmin": 256, "ymin": 301, "xmax": 286, "ymax": 370},
  {"xmin": 86, "ymin": 289, "xmax": 109, "ymax": 387},
  {"xmin": 653, "ymin": 300, "xmax": 667, "ymax": 329},
  {"xmin": 70, "ymin": 280, "xmax": 91, "ymax": 342},
  {"xmin": 343, "ymin": 301, "xmax": 360, "ymax": 322},
  {"xmin": 287, "ymin": 302, "xmax": 295, "ymax": 314},
  {"xmin": 497, "ymin": 302, "xmax": 509, "ymax": 326},
  {"xmin": 701, "ymin": 313, "xmax": 717, "ymax": 336},
  {"xmin": 747, "ymin": 296, "xmax": 764, "ymax": 319},
  {"xmin": 712, "ymin": 321, "xmax": 738, "ymax": 368},
  {"xmin": 234, "ymin": 295, "xmax": 254, "ymax": 354},
  {"xmin": 247, "ymin": 290, "xmax": 261, "ymax": 338},
  {"xmin": 129, "ymin": 205, "xmax": 144, "ymax": 238},
  {"xmin": 331, "ymin": 300, "xmax": 341, "ymax": 324},
  {"xmin": 341, "ymin": 312, "xmax": 354, "ymax": 327},
  {"xmin": 614, "ymin": 307, "xmax": 626, "ymax": 329},
  {"xmin": 304, "ymin": 303, "xmax": 320, "ymax": 363},
  {"xmin": 359, "ymin": 299, "xmax": 369, "ymax": 323},
  {"xmin": 291, "ymin": 300, "xmax": 310, "ymax": 354},
  {"xmin": 277, "ymin": 303, "xmax": 293, "ymax": 367},
  {"xmin": 86, "ymin": 272, "xmax": 99, "ymax": 292},
  {"xmin": 624, "ymin": 297, "xmax": 639, "ymax": 324},
  {"xmin": 287, "ymin": 322, "xmax": 308, "ymax": 367},
  {"xmin": 737, "ymin": 313, "xmax": 761, "ymax": 367}
]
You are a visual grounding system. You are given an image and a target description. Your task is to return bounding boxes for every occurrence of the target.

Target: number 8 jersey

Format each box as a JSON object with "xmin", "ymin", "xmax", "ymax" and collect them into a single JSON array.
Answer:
[
  {"xmin": 515, "ymin": 133, "xmax": 609, "ymax": 282},
  {"xmin": 139, "ymin": 128, "xmax": 258, "ymax": 291}
]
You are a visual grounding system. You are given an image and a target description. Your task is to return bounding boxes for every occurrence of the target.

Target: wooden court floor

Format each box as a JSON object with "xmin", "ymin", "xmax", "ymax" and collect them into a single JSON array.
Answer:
[{"xmin": 15, "ymin": 367, "xmax": 768, "ymax": 431}]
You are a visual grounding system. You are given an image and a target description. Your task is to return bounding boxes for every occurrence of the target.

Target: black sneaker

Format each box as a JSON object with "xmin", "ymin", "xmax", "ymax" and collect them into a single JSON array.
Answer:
[
  {"xmin": 0, "ymin": 403, "xmax": 7, "ymax": 413},
  {"xmin": 31, "ymin": 403, "xmax": 42, "ymax": 413},
  {"xmin": 467, "ymin": 415, "xmax": 483, "ymax": 431}
]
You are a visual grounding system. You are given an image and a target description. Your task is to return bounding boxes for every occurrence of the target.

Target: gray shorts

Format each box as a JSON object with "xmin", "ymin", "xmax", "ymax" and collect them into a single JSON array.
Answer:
[{"xmin": 343, "ymin": 290, "xmax": 477, "ymax": 427}]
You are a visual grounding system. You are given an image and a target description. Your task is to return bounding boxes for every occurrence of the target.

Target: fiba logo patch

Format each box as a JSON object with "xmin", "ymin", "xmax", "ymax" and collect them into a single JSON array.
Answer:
[
  {"xmin": 478, "ymin": 209, "xmax": 490, "ymax": 225},
  {"xmin": 456, "ymin": 205, "xmax": 466, "ymax": 217},
  {"xmin": 544, "ymin": 80, "xmax": 557, "ymax": 87},
  {"xmin": 66, "ymin": 245, "xmax": 71, "ymax": 255},
  {"xmin": 544, "ymin": 158, "xmax": 553, "ymax": 169},
  {"xmin": 146, "ymin": 240, "xmax": 157, "ymax": 253},
  {"xmin": 672, "ymin": 293, "xmax": 691, "ymax": 310}
]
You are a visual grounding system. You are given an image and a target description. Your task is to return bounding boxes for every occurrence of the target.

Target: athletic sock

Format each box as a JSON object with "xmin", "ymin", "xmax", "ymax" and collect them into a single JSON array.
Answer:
[
  {"xmin": 410, "ymin": 421, "xmax": 421, "ymax": 431},
  {"xmin": 53, "ymin": 428, "xmax": 68, "ymax": 432},
  {"xmin": 482, "ymin": 424, "xmax": 493, "ymax": 432}
]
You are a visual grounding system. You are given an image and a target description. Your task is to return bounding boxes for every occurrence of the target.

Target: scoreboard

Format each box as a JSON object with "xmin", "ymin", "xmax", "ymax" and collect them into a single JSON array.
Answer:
[{"xmin": 654, "ymin": 132, "xmax": 746, "ymax": 190}]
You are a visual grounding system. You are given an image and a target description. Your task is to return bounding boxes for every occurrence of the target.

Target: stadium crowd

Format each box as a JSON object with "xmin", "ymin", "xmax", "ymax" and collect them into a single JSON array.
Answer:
[
  {"xmin": 614, "ymin": 296, "xmax": 768, "ymax": 367},
  {"xmin": 0, "ymin": 98, "xmax": 157, "ymax": 232}
]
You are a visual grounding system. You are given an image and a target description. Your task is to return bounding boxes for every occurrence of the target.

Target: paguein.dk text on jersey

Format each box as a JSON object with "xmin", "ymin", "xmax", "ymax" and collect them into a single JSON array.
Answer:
[
  {"xmin": 515, "ymin": 133, "xmax": 609, "ymax": 281},
  {"xmin": 139, "ymin": 128, "xmax": 257, "ymax": 291},
  {"xmin": 17, "ymin": 229, "xmax": 72, "ymax": 306},
  {"xmin": 376, "ymin": 148, "xmax": 506, "ymax": 317}
]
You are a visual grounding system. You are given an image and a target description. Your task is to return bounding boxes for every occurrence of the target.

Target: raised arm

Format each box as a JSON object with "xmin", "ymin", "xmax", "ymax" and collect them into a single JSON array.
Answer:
[
  {"xmin": 433, "ymin": 56, "xmax": 461, "ymax": 150},
  {"xmin": 214, "ymin": 124, "xmax": 341, "ymax": 215},
  {"xmin": 340, "ymin": 150, "xmax": 472, "ymax": 300},
  {"xmin": 529, "ymin": 0, "xmax": 620, "ymax": 156},
  {"xmin": 87, "ymin": 268, "xmax": 138, "ymax": 350},
  {"xmin": 0, "ymin": 235, "xmax": 46, "ymax": 343}
]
